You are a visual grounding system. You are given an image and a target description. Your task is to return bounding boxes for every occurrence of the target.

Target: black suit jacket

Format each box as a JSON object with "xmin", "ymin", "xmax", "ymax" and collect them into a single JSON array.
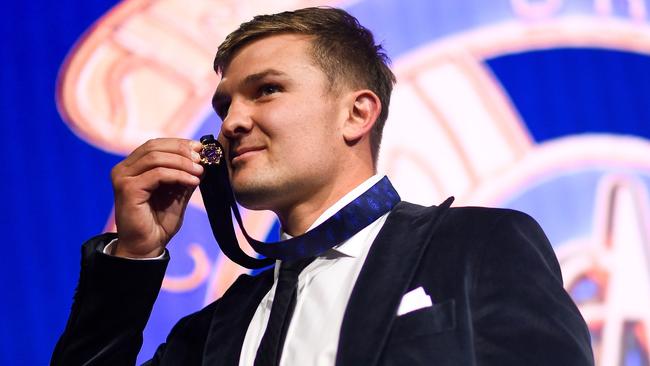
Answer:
[{"xmin": 52, "ymin": 201, "xmax": 594, "ymax": 365}]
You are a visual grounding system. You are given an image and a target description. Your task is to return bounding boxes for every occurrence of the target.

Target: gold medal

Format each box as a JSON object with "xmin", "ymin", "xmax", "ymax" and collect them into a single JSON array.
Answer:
[{"xmin": 199, "ymin": 135, "xmax": 223, "ymax": 165}]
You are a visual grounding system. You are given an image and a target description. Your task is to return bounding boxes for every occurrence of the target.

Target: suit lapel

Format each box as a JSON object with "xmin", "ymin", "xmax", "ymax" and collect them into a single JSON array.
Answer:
[
  {"xmin": 335, "ymin": 198, "xmax": 453, "ymax": 366},
  {"xmin": 202, "ymin": 270, "xmax": 274, "ymax": 366}
]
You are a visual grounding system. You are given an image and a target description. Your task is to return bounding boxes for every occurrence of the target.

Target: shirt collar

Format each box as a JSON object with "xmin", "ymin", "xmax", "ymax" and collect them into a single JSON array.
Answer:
[{"xmin": 280, "ymin": 174, "xmax": 385, "ymax": 259}]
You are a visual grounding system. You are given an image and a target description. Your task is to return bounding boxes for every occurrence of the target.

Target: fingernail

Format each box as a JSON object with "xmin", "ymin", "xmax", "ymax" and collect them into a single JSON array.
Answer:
[
  {"xmin": 193, "ymin": 162, "xmax": 203, "ymax": 172},
  {"xmin": 191, "ymin": 151, "xmax": 201, "ymax": 162},
  {"xmin": 190, "ymin": 141, "xmax": 202, "ymax": 150}
]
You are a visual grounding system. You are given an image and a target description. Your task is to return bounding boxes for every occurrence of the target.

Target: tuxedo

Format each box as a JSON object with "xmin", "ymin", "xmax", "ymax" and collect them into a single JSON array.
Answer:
[{"xmin": 52, "ymin": 201, "xmax": 594, "ymax": 365}]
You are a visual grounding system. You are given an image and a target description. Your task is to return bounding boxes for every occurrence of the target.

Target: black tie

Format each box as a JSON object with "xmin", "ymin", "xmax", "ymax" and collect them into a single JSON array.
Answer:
[{"xmin": 254, "ymin": 257, "xmax": 316, "ymax": 366}]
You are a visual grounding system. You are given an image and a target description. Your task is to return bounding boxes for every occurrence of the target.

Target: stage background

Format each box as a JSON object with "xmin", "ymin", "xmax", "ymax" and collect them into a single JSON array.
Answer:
[{"xmin": 2, "ymin": 0, "xmax": 650, "ymax": 365}]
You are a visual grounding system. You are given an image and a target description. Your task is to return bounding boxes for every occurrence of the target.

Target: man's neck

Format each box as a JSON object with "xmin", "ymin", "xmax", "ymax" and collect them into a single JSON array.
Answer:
[{"xmin": 277, "ymin": 172, "xmax": 377, "ymax": 236}]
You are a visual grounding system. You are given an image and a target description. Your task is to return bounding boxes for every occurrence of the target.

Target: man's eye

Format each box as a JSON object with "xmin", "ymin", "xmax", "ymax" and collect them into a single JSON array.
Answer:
[
  {"xmin": 216, "ymin": 103, "xmax": 230, "ymax": 119},
  {"xmin": 258, "ymin": 84, "xmax": 281, "ymax": 97}
]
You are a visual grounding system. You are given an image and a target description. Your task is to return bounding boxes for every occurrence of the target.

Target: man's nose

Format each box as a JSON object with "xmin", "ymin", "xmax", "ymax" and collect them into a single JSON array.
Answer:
[{"xmin": 220, "ymin": 100, "xmax": 253, "ymax": 139}]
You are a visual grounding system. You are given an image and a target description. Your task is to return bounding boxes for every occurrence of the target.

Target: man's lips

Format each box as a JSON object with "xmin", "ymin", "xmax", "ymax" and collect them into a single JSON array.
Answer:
[{"xmin": 230, "ymin": 146, "xmax": 265, "ymax": 163}]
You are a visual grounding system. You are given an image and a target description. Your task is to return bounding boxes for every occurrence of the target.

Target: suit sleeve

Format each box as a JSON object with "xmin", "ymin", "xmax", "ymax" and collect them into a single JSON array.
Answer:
[
  {"xmin": 470, "ymin": 211, "xmax": 594, "ymax": 366},
  {"xmin": 51, "ymin": 233, "xmax": 169, "ymax": 366}
]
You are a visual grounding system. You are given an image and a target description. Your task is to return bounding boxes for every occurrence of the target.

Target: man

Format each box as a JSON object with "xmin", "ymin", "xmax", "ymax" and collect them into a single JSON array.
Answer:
[{"xmin": 52, "ymin": 7, "xmax": 594, "ymax": 366}]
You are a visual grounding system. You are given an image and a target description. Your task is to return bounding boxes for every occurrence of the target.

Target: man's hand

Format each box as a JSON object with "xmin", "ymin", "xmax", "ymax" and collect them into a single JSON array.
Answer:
[{"xmin": 110, "ymin": 138, "xmax": 204, "ymax": 258}]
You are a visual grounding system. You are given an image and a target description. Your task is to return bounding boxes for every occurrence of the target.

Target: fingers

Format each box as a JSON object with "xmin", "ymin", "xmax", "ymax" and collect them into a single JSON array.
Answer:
[
  {"xmin": 139, "ymin": 167, "xmax": 201, "ymax": 190},
  {"xmin": 114, "ymin": 138, "xmax": 204, "ymax": 179},
  {"xmin": 122, "ymin": 138, "xmax": 202, "ymax": 167},
  {"xmin": 111, "ymin": 138, "xmax": 208, "ymax": 202},
  {"xmin": 113, "ymin": 166, "xmax": 201, "ymax": 202},
  {"xmin": 125, "ymin": 150, "xmax": 204, "ymax": 177}
]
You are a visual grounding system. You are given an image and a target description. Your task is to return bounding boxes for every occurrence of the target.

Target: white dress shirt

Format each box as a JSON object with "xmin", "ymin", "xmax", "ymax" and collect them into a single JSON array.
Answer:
[{"xmin": 239, "ymin": 174, "xmax": 389, "ymax": 366}]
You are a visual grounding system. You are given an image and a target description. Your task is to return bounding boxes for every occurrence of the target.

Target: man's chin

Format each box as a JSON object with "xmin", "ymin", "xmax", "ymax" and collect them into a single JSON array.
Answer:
[{"xmin": 231, "ymin": 179, "xmax": 279, "ymax": 211}]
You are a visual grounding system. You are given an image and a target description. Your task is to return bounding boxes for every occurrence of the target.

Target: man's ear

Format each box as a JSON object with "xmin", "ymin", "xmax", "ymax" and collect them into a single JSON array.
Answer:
[{"xmin": 342, "ymin": 90, "xmax": 382, "ymax": 144}]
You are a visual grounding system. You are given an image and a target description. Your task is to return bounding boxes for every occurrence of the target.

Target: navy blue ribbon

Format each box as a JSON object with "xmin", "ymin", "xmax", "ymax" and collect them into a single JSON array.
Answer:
[{"xmin": 199, "ymin": 137, "xmax": 400, "ymax": 268}]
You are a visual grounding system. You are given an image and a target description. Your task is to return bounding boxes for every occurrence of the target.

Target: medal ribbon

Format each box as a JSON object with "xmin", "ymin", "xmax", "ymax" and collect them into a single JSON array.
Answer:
[{"xmin": 198, "ymin": 135, "xmax": 400, "ymax": 269}]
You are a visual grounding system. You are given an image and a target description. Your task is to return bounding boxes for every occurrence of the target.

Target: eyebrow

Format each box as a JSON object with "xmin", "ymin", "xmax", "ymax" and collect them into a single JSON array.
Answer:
[
  {"xmin": 241, "ymin": 69, "xmax": 287, "ymax": 88},
  {"xmin": 212, "ymin": 69, "xmax": 288, "ymax": 113}
]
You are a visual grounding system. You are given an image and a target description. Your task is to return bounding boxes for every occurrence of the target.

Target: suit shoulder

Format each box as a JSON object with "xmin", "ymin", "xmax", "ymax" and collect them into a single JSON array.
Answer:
[
  {"xmin": 400, "ymin": 201, "xmax": 552, "ymax": 268},
  {"xmin": 440, "ymin": 205, "xmax": 549, "ymax": 251},
  {"xmin": 447, "ymin": 205, "xmax": 540, "ymax": 228},
  {"xmin": 399, "ymin": 199, "xmax": 540, "ymax": 230}
]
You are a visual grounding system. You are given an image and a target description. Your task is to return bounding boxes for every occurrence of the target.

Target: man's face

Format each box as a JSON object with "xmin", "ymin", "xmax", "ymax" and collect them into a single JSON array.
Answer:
[{"xmin": 213, "ymin": 34, "xmax": 348, "ymax": 212}]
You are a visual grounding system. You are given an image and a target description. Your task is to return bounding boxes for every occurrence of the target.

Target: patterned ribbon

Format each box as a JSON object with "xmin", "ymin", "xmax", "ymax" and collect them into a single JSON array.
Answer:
[{"xmin": 198, "ymin": 135, "xmax": 401, "ymax": 269}]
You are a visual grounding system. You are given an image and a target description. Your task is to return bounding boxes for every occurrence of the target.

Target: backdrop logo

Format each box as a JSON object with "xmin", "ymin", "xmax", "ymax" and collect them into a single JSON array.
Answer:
[{"xmin": 58, "ymin": 0, "xmax": 650, "ymax": 363}]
